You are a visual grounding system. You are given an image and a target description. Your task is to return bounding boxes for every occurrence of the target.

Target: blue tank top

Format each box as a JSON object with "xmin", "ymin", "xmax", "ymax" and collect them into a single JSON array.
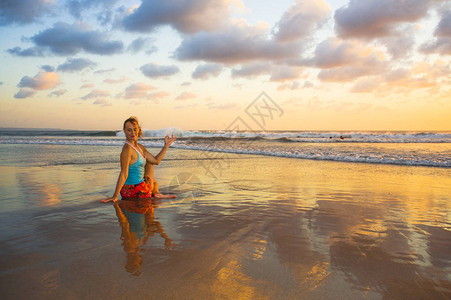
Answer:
[{"xmin": 124, "ymin": 142, "xmax": 145, "ymax": 185}]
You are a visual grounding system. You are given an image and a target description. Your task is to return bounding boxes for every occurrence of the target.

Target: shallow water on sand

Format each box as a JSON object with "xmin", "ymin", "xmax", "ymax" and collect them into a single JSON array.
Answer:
[{"xmin": 0, "ymin": 145, "xmax": 450, "ymax": 299}]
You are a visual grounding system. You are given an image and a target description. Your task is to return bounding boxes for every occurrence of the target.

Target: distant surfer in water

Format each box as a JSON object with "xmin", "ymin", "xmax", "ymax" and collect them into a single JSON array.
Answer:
[{"xmin": 100, "ymin": 116, "xmax": 176, "ymax": 203}]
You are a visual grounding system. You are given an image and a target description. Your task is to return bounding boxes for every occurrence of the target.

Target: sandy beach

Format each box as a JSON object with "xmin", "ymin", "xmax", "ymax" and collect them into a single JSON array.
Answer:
[
  {"xmin": 2, "ymin": 0, "xmax": 451, "ymax": 298},
  {"xmin": 0, "ymin": 144, "xmax": 450, "ymax": 299}
]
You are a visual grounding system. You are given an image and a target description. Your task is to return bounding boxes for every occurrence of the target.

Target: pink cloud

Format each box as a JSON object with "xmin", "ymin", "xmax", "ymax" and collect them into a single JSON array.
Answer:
[
  {"xmin": 80, "ymin": 83, "xmax": 94, "ymax": 89},
  {"xmin": 129, "ymin": 91, "xmax": 169, "ymax": 105},
  {"xmin": 18, "ymin": 71, "xmax": 61, "ymax": 90},
  {"xmin": 175, "ymin": 92, "xmax": 196, "ymax": 101},
  {"xmin": 93, "ymin": 98, "xmax": 112, "ymax": 107},
  {"xmin": 81, "ymin": 89, "xmax": 110, "ymax": 100},
  {"xmin": 123, "ymin": 83, "xmax": 156, "ymax": 99},
  {"xmin": 308, "ymin": 38, "xmax": 388, "ymax": 82},
  {"xmin": 104, "ymin": 76, "xmax": 128, "ymax": 84}
]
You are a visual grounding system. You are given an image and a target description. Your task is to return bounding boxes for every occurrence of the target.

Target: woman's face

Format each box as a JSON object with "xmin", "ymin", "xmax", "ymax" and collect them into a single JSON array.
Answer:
[{"xmin": 124, "ymin": 121, "xmax": 139, "ymax": 142}]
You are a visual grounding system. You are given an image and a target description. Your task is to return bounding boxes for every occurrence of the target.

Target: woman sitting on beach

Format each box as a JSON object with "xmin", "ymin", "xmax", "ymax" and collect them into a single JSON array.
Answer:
[{"xmin": 100, "ymin": 116, "xmax": 176, "ymax": 203}]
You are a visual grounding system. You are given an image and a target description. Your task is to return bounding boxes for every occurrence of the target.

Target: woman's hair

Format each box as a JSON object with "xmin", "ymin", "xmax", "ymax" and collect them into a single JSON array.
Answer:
[{"xmin": 123, "ymin": 116, "xmax": 143, "ymax": 138}]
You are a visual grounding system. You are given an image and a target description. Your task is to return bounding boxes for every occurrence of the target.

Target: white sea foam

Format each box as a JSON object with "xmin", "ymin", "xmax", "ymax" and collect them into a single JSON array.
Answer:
[
  {"xmin": 116, "ymin": 129, "xmax": 451, "ymax": 143},
  {"xmin": 116, "ymin": 127, "xmax": 189, "ymax": 138},
  {"xmin": 1, "ymin": 130, "xmax": 450, "ymax": 167}
]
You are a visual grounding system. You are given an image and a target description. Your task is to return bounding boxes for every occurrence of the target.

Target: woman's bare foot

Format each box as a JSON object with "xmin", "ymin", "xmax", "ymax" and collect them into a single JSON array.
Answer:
[{"xmin": 154, "ymin": 193, "xmax": 177, "ymax": 199}]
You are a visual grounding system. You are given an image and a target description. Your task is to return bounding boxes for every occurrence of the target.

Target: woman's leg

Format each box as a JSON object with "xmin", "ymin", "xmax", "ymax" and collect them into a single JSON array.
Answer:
[
  {"xmin": 144, "ymin": 162, "xmax": 158, "ymax": 194},
  {"xmin": 144, "ymin": 163, "xmax": 176, "ymax": 198}
]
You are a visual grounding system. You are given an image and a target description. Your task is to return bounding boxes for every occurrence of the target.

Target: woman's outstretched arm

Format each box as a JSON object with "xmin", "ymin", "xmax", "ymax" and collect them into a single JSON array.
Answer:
[{"xmin": 141, "ymin": 134, "xmax": 176, "ymax": 165}]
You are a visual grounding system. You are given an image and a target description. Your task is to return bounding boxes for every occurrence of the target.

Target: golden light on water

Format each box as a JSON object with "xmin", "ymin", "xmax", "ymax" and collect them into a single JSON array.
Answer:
[
  {"xmin": 214, "ymin": 259, "xmax": 256, "ymax": 299},
  {"xmin": 40, "ymin": 184, "xmax": 61, "ymax": 206}
]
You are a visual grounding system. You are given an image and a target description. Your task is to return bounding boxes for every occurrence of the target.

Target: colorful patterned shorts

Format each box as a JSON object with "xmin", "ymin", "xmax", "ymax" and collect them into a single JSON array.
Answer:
[{"xmin": 120, "ymin": 177, "xmax": 154, "ymax": 199}]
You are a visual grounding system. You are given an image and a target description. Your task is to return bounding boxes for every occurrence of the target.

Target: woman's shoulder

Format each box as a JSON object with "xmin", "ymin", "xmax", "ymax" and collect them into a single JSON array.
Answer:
[
  {"xmin": 137, "ymin": 143, "xmax": 147, "ymax": 152},
  {"xmin": 121, "ymin": 143, "xmax": 134, "ymax": 153}
]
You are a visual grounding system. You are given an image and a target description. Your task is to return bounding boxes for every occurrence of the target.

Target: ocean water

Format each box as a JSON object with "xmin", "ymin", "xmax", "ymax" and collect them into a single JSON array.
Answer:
[
  {"xmin": 0, "ymin": 128, "xmax": 450, "ymax": 168},
  {"xmin": 0, "ymin": 129, "xmax": 450, "ymax": 298}
]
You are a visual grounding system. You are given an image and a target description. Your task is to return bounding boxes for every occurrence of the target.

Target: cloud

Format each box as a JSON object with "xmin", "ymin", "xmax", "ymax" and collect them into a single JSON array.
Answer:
[
  {"xmin": 122, "ymin": 0, "xmax": 242, "ymax": 33},
  {"xmin": 269, "ymin": 65, "xmax": 303, "ymax": 82},
  {"xmin": 31, "ymin": 22, "xmax": 124, "ymax": 55},
  {"xmin": 18, "ymin": 71, "xmax": 61, "ymax": 90},
  {"xmin": 277, "ymin": 81, "xmax": 303, "ymax": 91},
  {"xmin": 436, "ymin": 9, "xmax": 451, "ymax": 37},
  {"xmin": 14, "ymin": 88, "xmax": 36, "ymax": 99},
  {"xmin": 318, "ymin": 62, "xmax": 385, "ymax": 82},
  {"xmin": 48, "ymin": 89, "xmax": 68, "ymax": 97},
  {"xmin": 148, "ymin": 91, "xmax": 169, "ymax": 100},
  {"xmin": 140, "ymin": 63, "xmax": 180, "ymax": 78},
  {"xmin": 0, "ymin": 0, "xmax": 54, "ymax": 25},
  {"xmin": 231, "ymin": 62, "xmax": 302, "ymax": 81},
  {"xmin": 104, "ymin": 76, "xmax": 128, "ymax": 84},
  {"xmin": 81, "ymin": 89, "xmax": 110, "ymax": 100},
  {"xmin": 97, "ymin": 9, "xmax": 113, "ymax": 26},
  {"xmin": 308, "ymin": 38, "xmax": 362, "ymax": 68},
  {"xmin": 192, "ymin": 64, "xmax": 223, "ymax": 79},
  {"xmin": 347, "ymin": 60, "xmax": 450, "ymax": 94},
  {"xmin": 127, "ymin": 37, "xmax": 156, "ymax": 54},
  {"xmin": 57, "ymin": 58, "xmax": 97, "ymax": 72},
  {"xmin": 123, "ymin": 83, "xmax": 156, "ymax": 99},
  {"xmin": 303, "ymin": 81, "xmax": 314, "ymax": 88},
  {"xmin": 411, "ymin": 59, "xmax": 451, "ymax": 81},
  {"xmin": 94, "ymin": 68, "xmax": 115, "ymax": 74},
  {"xmin": 174, "ymin": 20, "xmax": 302, "ymax": 64},
  {"xmin": 424, "ymin": 36, "xmax": 451, "ymax": 55},
  {"xmin": 303, "ymin": 38, "xmax": 388, "ymax": 82},
  {"xmin": 384, "ymin": 69, "xmax": 411, "ymax": 82},
  {"xmin": 421, "ymin": 9, "xmax": 451, "ymax": 55},
  {"xmin": 175, "ymin": 92, "xmax": 196, "ymax": 101},
  {"xmin": 93, "ymin": 98, "xmax": 112, "ymax": 106},
  {"xmin": 350, "ymin": 78, "xmax": 380, "ymax": 93},
  {"xmin": 80, "ymin": 83, "xmax": 94, "ymax": 89},
  {"xmin": 232, "ymin": 63, "xmax": 272, "ymax": 78},
  {"xmin": 41, "ymin": 65, "xmax": 55, "ymax": 72},
  {"xmin": 129, "ymin": 91, "xmax": 169, "ymax": 105},
  {"xmin": 65, "ymin": 0, "xmax": 119, "ymax": 20},
  {"xmin": 379, "ymin": 26, "xmax": 417, "ymax": 58},
  {"xmin": 7, "ymin": 46, "xmax": 45, "ymax": 57},
  {"xmin": 334, "ymin": 0, "xmax": 434, "ymax": 39},
  {"xmin": 379, "ymin": 74, "xmax": 437, "ymax": 93},
  {"xmin": 273, "ymin": 0, "xmax": 331, "ymax": 42}
]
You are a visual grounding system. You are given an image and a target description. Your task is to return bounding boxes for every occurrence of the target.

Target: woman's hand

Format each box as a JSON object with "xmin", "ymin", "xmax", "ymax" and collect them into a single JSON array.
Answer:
[
  {"xmin": 164, "ymin": 134, "xmax": 176, "ymax": 147},
  {"xmin": 100, "ymin": 196, "xmax": 118, "ymax": 203}
]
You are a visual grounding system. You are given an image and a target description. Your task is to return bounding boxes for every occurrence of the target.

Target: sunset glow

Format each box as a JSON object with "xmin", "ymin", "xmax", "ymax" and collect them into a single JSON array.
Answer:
[{"xmin": 0, "ymin": 0, "xmax": 450, "ymax": 131}]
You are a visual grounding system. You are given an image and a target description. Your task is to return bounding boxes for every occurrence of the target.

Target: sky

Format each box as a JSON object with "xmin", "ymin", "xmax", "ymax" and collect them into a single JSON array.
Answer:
[{"xmin": 0, "ymin": 0, "xmax": 450, "ymax": 131}]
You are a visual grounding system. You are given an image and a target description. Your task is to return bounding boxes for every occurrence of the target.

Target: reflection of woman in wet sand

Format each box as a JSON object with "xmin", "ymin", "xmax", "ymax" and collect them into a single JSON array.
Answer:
[
  {"xmin": 113, "ymin": 199, "xmax": 175, "ymax": 276},
  {"xmin": 101, "ymin": 116, "xmax": 176, "ymax": 203}
]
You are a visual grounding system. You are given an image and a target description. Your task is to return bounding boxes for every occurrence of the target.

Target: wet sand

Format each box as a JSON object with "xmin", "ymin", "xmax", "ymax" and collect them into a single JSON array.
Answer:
[{"xmin": 0, "ymin": 147, "xmax": 450, "ymax": 299}]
